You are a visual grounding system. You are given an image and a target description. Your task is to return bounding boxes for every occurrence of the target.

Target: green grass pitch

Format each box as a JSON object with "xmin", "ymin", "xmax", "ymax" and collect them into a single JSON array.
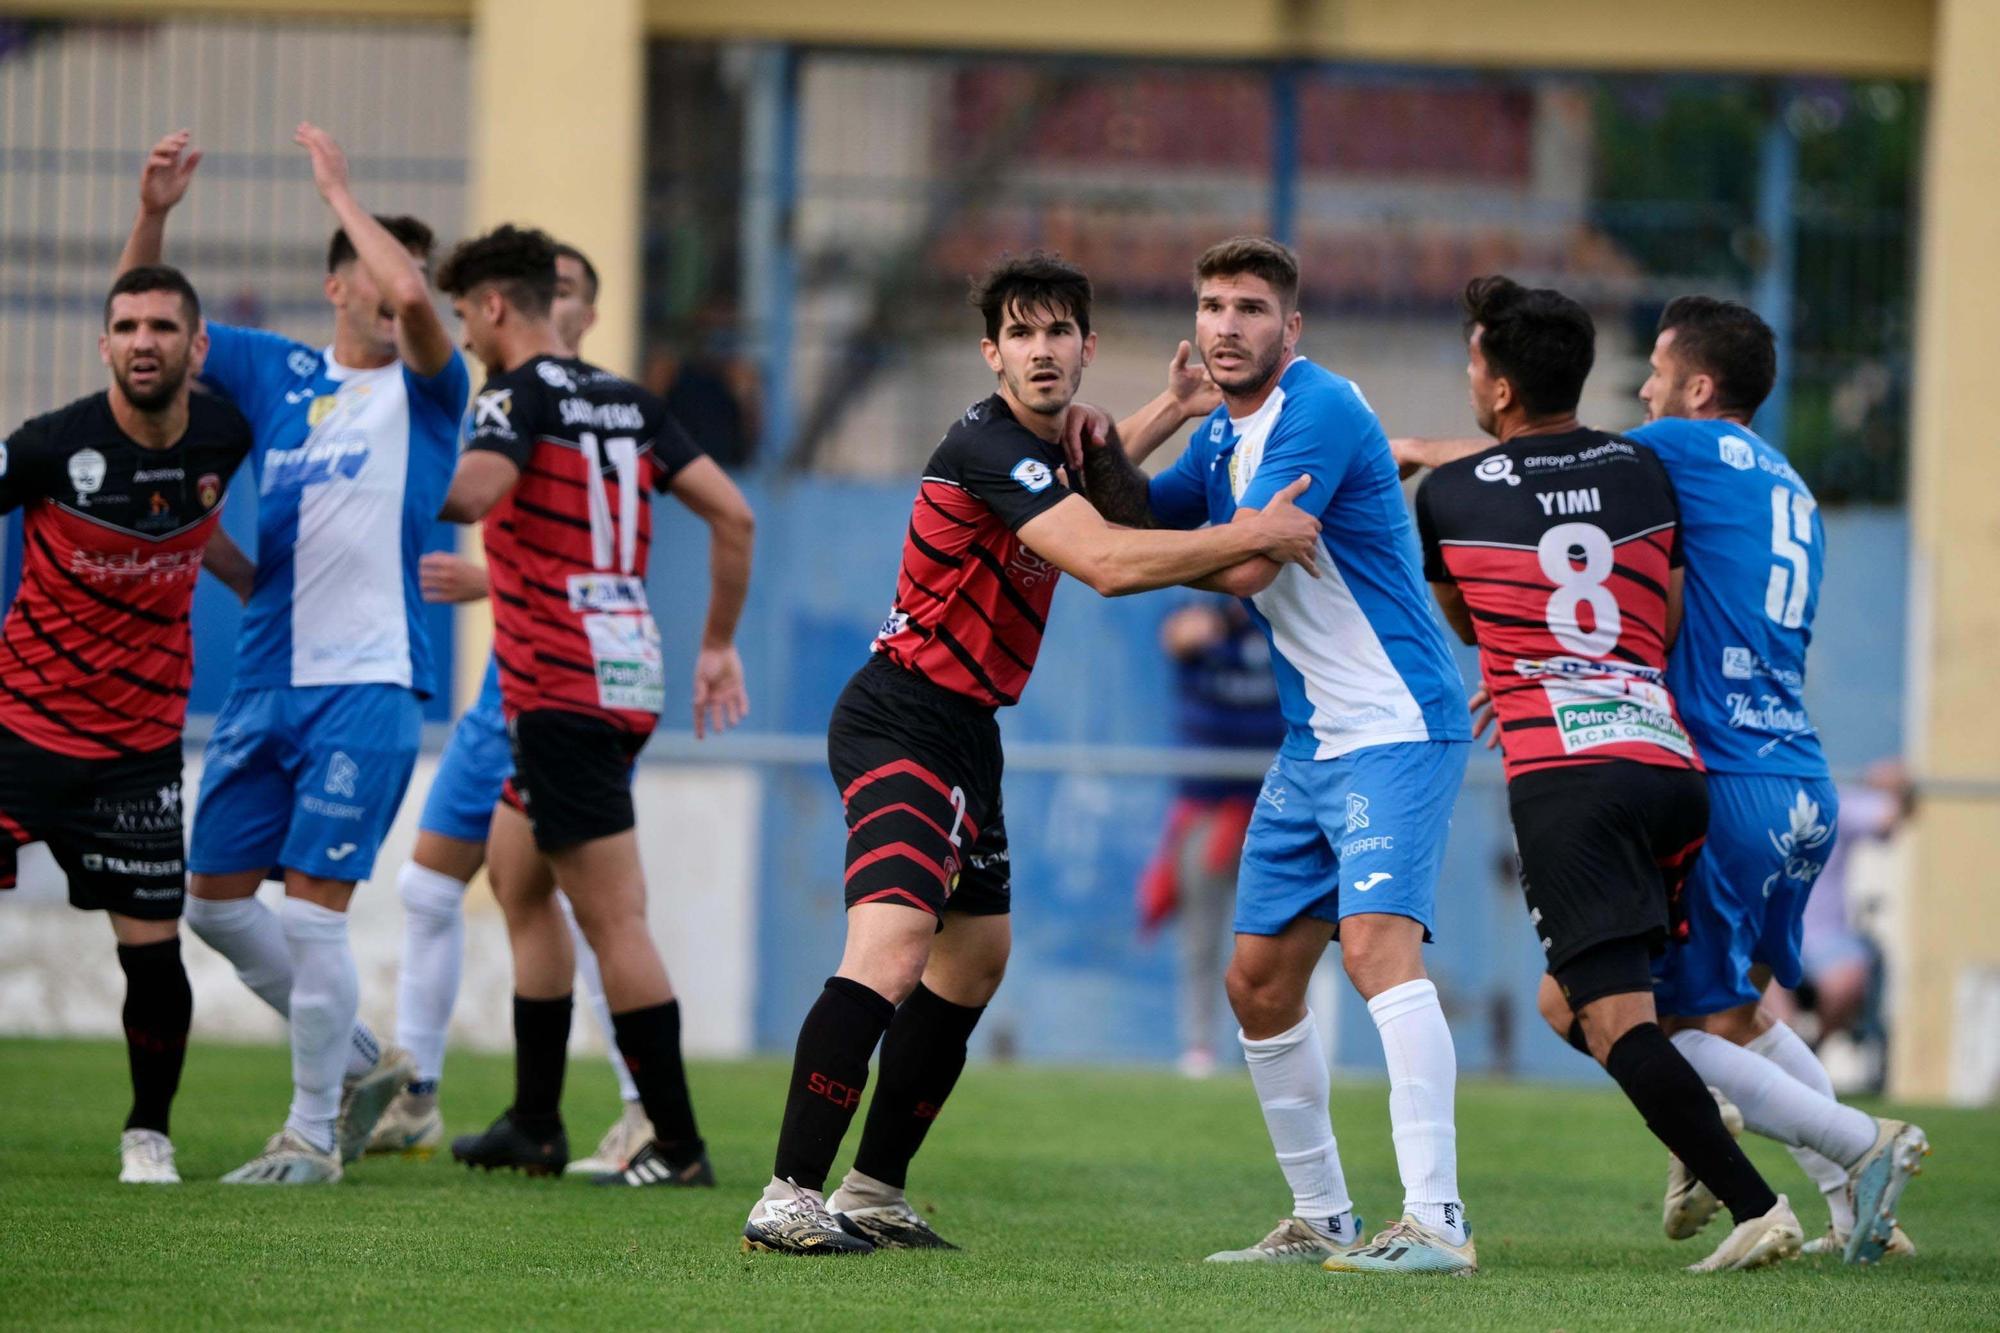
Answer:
[{"xmin": 2, "ymin": 1037, "xmax": 1995, "ymax": 1330}]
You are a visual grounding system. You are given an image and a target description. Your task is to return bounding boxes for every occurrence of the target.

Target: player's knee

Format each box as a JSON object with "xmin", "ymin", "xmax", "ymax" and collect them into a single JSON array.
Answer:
[
  {"xmin": 1224, "ymin": 960, "xmax": 1299, "ymax": 1035},
  {"xmin": 397, "ymin": 862, "xmax": 465, "ymax": 925},
  {"xmin": 1535, "ymin": 973, "xmax": 1574, "ymax": 1038},
  {"xmin": 1701, "ymin": 1002, "xmax": 1770, "ymax": 1045}
]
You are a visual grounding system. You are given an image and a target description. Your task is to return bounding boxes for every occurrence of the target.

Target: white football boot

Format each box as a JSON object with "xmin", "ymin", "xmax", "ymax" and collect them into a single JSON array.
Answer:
[
  {"xmin": 1686, "ymin": 1194, "xmax": 1803, "ymax": 1272},
  {"xmin": 565, "ymin": 1101, "xmax": 653, "ymax": 1176},
  {"xmin": 118, "ymin": 1129, "xmax": 180, "ymax": 1184},
  {"xmin": 1663, "ymin": 1087, "xmax": 1744, "ymax": 1240},
  {"xmin": 221, "ymin": 1128, "xmax": 343, "ymax": 1184}
]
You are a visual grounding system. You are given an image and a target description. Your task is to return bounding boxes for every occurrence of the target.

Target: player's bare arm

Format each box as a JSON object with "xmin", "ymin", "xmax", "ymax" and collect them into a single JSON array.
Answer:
[
  {"xmin": 1016, "ymin": 475, "xmax": 1318, "ymax": 598},
  {"xmin": 418, "ymin": 550, "xmax": 491, "ymax": 604},
  {"xmin": 1075, "ymin": 416, "xmax": 1156, "ymax": 528},
  {"xmin": 116, "ymin": 130, "xmax": 201, "ymax": 277},
  {"xmin": 1429, "ymin": 580, "xmax": 1476, "ymax": 645},
  {"xmin": 667, "ymin": 455, "xmax": 756, "ymax": 738},
  {"xmin": 201, "ymin": 526, "xmax": 255, "ymax": 604},
  {"xmin": 1187, "ymin": 505, "xmax": 1283, "ymax": 597},
  {"xmin": 294, "ymin": 123, "xmax": 454, "ymax": 376},
  {"xmin": 1391, "ymin": 436, "xmax": 1487, "ymax": 480},
  {"xmin": 1059, "ymin": 342, "xmax": 1218, "ymax": 481},
  {"xmin": 1666, "ymin": 565, "xmax": 1685, "ymax": 646},
  {"xmin": 438, "ymin": 451, "xmax": 520, "ymax": 523}
]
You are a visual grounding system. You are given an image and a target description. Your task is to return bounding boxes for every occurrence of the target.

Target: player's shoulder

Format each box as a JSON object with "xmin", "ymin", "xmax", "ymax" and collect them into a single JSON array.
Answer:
[
  {"xmin": 932, "ymin": 395, "xmax": 1053, "ymax": 468},
  {"xmin": 187, "ymin": 387, "xmax": 253, "ymax": 443},
  {"xmin": 209, "ymin": 322, "xmax": 320, "ymax": 371},
  {"xmin": 1275, "ymin": 358, "xmax": 1378, "ymax": 426},
  {"xmin": 7, "ymin": 391, "xmax": 113, "ymax": 451},
  {"xmin": 538, "ymin": 356, "xmax": 668, "ymax": 438}
]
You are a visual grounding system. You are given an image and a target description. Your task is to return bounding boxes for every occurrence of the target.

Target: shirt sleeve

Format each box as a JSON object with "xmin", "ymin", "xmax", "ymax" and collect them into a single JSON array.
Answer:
[
  {"xmin": 648, "ymin": 408, "xmax": 706, "ymax": 492},
  {"xmin": 405, "ymin": 350, "xmax": 471, "ymax": 421},
  {"xmin": 1146, "ymin": 432, "xmax": 1210, "ymax": 531},
  {"xmin": 952, "ymin": 430, "xmax": 1073, "ymax": 532},
  {"xmin": 200, "ymin": 323, "xmax": 298, "ymax": 424},
  {"xmin": 1232, "ymin": 383, "xmax": 1369, "ymax": 517},
  {"xmin": 1414, "ymin": 473, "xmax": 1449, "ymax": 582},
  {"xmin": 461, "ymin": 374, "xmax": 538, "ymax": 471},
  {"xmin": 0, "ymin": 417, "xmax": 49, "ymax": 515}
]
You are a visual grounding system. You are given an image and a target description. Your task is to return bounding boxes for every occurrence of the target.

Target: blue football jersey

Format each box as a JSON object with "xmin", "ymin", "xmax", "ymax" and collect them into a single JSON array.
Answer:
[
  {"xmin": 1149, "ymin": 357, "xmax": 1470, "ymax": 760},
  {"xmin": 1628, "ymin": 417, "xmax": 1827, "ymax": 776},
  {"xmin": 201, "ymin": 325, "xmax": 468, "ymax": 696}
]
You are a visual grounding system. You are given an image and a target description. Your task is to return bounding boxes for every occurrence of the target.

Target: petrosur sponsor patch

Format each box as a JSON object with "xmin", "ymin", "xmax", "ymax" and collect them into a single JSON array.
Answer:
[{"xmin": 1544, "ymin": 679, "xmax": 1693, "ymax": 758}]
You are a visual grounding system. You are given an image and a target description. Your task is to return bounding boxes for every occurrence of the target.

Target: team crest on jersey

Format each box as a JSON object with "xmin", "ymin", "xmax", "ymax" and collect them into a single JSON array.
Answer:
[
  {"xmin": 536, "ymin": 361, "xmax": 577, "ymax": 392},
  {"xmin": 308, "ymin": 395, "xmax": 340, "ymax": 428},
  {"xmin": 68, "ymin": 447, "xmax": 107, "ymax": 500},
  {"xmin": 1717, "ymin": 435, "xmax": 1756, "ymax": 470},
  {"xmin": 198, "ymin": 472, "xmax": 222, "ymax": 509},
  {"xmin": 1475, "ymin": 455, "xmax": 1520, "ymax": 487},
  {"xmin": 288, "ymin": 349, "xmax": 321, "ymax": 378},
  {"xmin": 1011, "ymin": 458, "xmax": 1052, "ymax": 493}
]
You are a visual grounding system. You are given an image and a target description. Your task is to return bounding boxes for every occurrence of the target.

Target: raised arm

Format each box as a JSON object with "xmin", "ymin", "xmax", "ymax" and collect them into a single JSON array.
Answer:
[
  {"xmin": 667, "ymin": 455, "xmax": 756, "ymax": 738},
  {"xmin": 293, "ymin": 122, "xmax": 454, "ymax": 377},
  {"xmin": 1117, "ymin": 341, "xmax": 1220, "ymax": 464},
  {"xmin": 1016, "ymin": 477, "xmax": 1319, "ymax": 599},
  {"xmin": 119, "ymin": 130, "xmax": 203, "ymax": 277}
]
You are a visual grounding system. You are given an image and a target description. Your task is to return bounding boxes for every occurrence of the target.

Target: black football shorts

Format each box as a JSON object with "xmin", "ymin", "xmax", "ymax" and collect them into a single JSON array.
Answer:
[
  {"xmin": 827, "ymin": 655, "xmax": 1011, "ymax": 921},
  {"xmin": 0, "ymin": 724, "xmax": 186, "ymax": 919},
  {"xmin": 504, "ymin": 708, "xmax": 646, "ymax": 853},
  {"xmin": 1507, "ymin": 759, "xmax": 1708, "ymax": 980}
]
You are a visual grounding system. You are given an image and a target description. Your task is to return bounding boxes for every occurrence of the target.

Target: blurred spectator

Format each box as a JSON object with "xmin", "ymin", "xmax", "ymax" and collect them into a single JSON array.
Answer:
[
  {"xmin": 643, "ymin": 333, "xmax": 760, "ymax": 469},
  {"xmin": 1137, "ymin": 595, "xmax": 1286, "ymax": 1078},
  {"xmin": 1769, "ymin": 757, "xmax": 1913, "ymax": 1093}
]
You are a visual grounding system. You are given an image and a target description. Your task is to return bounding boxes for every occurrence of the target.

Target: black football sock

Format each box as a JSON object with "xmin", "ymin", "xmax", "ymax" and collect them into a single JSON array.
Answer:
[
  {"xmin": 118, "ymin": 938, "xmax": 192, "ymax": 1135},
  {"xmin": 510, "ymin": 994, "xmax": 572, "ymax": 1133},
  {"xmin": 772, "ymin": 976, "xmax": 896, "ymax": 1194},
  {"xmin": 852, "ymin": 983, "xmax": 985, "ymax": 1191},
  {"xmin": 609, "ymin": 1000, "xmax": 705, "ymax": 1168},
  {"xmin": 1604, "ymin": 1023, "xmax": 1779, "ymax": 1225}
]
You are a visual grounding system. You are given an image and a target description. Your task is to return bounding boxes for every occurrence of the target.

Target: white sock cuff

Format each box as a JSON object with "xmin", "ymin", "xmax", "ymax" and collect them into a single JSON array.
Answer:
[
  {"xmin": 1366, "ymin": 978, "xmax": 1439, "ymax": 1026},
  {"xmin": 184, "ymin": 894, "xmax": 263, "ymax": 931},
  {"xmin": 280, "ymin": 896, "xmax": 348, "ymax": 941},
  {"xmin": 399, "ymin": 862, "xmax": 468, "ymax": 916},
  {"xmin": 1238, "ymin": 1010, "xmax": 1317, "ymax": 1057}
]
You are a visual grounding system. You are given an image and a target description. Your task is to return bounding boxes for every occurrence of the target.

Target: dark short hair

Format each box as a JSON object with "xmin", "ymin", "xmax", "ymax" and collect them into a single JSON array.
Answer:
[
  {"xmin": 1194, "ymin": 235, "xmax": 1300, "ymax": 311},
  {"xmin": 104, "ymin": 264, "xmax": 201, "ymax": 328},
  {"xmin": 435, "ymin": 223, "xmax": 559, "ymax": 318},
  {"xmin": 969, "ymin": 251, "xmax": 1092, "ymax": 342},
  {"xmin": 1657, "ymin": 295, "xmax": 1776, "ymax": 416},
  {"xmin": 1462, "ymin": 274, "xmax": 1595, "ymax": 417},
  {"xmin": 553, "ymin": 242, "xmax": 599, "ymax": 304},
  {"xmin": 327, "ymin": 215, "xmax": 435, "ymax": 273}
]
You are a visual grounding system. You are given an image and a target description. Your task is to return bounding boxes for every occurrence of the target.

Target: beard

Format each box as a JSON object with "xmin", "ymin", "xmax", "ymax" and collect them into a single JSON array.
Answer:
[
  {"xmin": 1206, "ymin": 338, "xmax": 1283, "ymax": 397},
  {"xmin": 1006, "ymin": 362, "xmax": 1079, "ymax": 416},
  {"xmin": 113, "ymin": 359, "xmax": 188, "ymax": 412}
]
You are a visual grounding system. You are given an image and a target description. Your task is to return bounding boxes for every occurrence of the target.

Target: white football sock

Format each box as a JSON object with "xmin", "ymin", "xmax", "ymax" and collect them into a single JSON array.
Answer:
[
  {"xmin": 185, "ymin": 894, "xmax": 296, "ymax": 1017},
  {"xmin": 1239, "ymin": 1009, "xmax": 1353, "ymax": 1223},
  {"xmin": 394, "ymin": 862, "xmax": 467, "ymax": 1085},
  {"xmin": 281, "ymin": 897, "xmax": 359, "ymax": 1155},
  {"xmin": 186, "ymin": 892, "xmax": 381, "ymax": 1081},
  {"xmin": 1670, "ymin": 1029, "xmax": 1876, "ymax": 1167},
  {"xmin": 558, "ymin": 892, "xmax": 640, "ymax": 1103},
  {"xmin": 1747, "ymin": 1022, "xmax": 1858, "ymax": 1232},
  {"xmin": 1367, "ymin": 978, "xmax": 1466, "ymax": 1243}
]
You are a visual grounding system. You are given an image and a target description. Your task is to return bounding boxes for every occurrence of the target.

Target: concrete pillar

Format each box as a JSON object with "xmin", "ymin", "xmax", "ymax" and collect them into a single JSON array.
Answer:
[
  {"xmin": 1894, "ymin": 0, "xmax": 2000, "ymax": 1104},
  {"xmin": 459, "ymin": 0, "xmax": 645, "ymax": 707}
]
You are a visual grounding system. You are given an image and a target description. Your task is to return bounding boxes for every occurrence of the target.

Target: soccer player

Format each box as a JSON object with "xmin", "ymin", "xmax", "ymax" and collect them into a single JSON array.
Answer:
[
  {"xmin": 370, "ymin": 243, "xmax": 662, "ymax": 1174},
  {"xmin": 1415, "ymin": 274, "xmax": 1804, "ymax": 1272},
  {"xmin": 435, "ymin": 224, "xmax": 755, "ymax": 1188},
  {"xmin": 1402, "ymin": 297, "xmax": 1930, "ymax": 1264},
  {"xmin": 740, "ymin": 252, "xmax": 1325, "ymax": 1257},
  {"xmin": 119, "ymin": 126, "xmax": 466, "ymax": 1183},
  {"xmin": 1075, "ymin": 237, "xmax": 1477, "ymax": 1275},
  {"xmin": 0, "ymin": 266, "xmax": 252, "ymax": 1183}
]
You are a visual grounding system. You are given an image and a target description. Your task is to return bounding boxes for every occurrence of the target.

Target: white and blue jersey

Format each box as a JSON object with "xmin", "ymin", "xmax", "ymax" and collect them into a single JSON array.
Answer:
[
  {"xmin": 188, "ymin": 326, "xmax": 467, "ymax": 883},
  {"xmin": 202, "ymin": 325, "xmax": 466, "ymax": 694},
  {"xmin": 1630, "ymin": 417, "xmax": 1836, "ymax": 1015},
  {"xmin": 1149, "ymin": 357, "xmax": 1470, "ymax": 759},
  {"xmin": 1149, "ymin": 357, "xmax": 1470, "ymax": 936}
]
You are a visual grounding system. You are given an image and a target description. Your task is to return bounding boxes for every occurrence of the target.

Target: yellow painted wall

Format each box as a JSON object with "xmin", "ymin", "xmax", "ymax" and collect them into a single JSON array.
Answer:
[{"xmin": 1895, "ymin": 0, "xmax": 2000, "ymax": 1103}]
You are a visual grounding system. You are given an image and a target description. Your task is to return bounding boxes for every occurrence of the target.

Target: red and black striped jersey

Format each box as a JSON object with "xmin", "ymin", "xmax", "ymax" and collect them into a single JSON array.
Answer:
[
  {"xmin": 463, "ymin": 355, "xmax": 703, "ymax": 733},
  {"xmin": 0, "ymin": 391, "xmax": 250, "ymax": 758},
  {"xmin": 872, "ymin": 395, "xmax": 1072, "ymax": 707},
  {"xmin": 1415, "ymin": 428, "xmax": 1702, "ymax": 781}
]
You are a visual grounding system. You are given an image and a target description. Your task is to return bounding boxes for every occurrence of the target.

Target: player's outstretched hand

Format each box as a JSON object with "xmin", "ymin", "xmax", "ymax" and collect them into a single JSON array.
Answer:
[
  {"xmin": 1059, "ymin": 402, "xmax": 1116, "ymax": 480},
  {"xmin": 1252, "ymin": 474, "xmax": 1322, "ymax": 577},
  {"xmin": 692, "ymin": 643, "xmax": 748, "ymax": 739},
  {"xmin": 139, "ymin": 130, "xmax": 202, "ymax": 216},
  {"xmin": 1467, "ymin": 685, "xmax": 1500, "ymax": 750},
  {"xmin": 419, "ymin": 551, "xmax": 490, "ymax": 604},
  {"xmin": 1166, "ymin": 340, "xmax": 1221, "ymax": 419},
  {"xmin": 293, "ymin": 122, "xmax": 352, "ymax": 203}
]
